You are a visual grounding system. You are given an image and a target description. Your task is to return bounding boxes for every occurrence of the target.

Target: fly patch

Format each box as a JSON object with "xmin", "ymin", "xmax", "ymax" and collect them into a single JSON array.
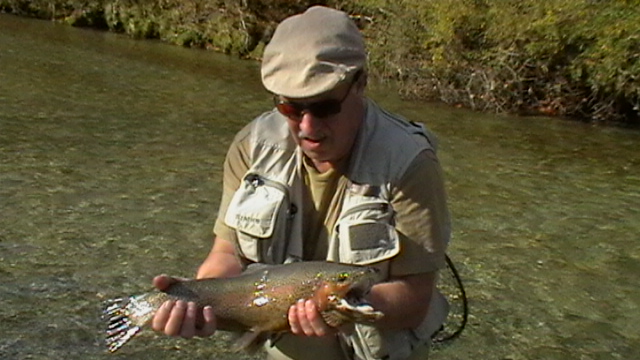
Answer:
[{"xmin": 349, "ymin": 223, "xmax": 394, "ymax": 250}]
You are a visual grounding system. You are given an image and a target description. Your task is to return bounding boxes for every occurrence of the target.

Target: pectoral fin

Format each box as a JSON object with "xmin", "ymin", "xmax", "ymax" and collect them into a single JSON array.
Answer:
[
  {"xmin": 322, "ymin": 297, "xmax": 384, "ymax": 326},
  {"xmin": 321, "ymin": 309, "xmax": 351, "ymax": 328},
  {"xmin": 230, "ymin": 330, "xmax": 271, "ymax": 353}
]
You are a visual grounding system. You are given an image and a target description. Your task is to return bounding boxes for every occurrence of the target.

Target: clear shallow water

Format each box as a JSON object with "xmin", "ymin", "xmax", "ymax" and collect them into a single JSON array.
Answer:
[{"xmin": 1, "ymin": 13, "xmax": 639, "ymax": 360}]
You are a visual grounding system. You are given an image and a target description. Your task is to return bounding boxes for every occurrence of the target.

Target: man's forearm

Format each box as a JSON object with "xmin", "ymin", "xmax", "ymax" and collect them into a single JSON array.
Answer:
[
  {"xmin": 367, "ymin": 272, "xmax": 436, "ymax": 330},
  {"xmin": 195, "ymin": 237, "xmax": 243, "ymax": 279}
]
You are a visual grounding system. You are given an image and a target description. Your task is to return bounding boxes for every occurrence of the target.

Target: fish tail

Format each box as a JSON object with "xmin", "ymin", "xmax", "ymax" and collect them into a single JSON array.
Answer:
[{"xmin": 102, "ymin": 295, "xmax": 154, "ymax": 352}]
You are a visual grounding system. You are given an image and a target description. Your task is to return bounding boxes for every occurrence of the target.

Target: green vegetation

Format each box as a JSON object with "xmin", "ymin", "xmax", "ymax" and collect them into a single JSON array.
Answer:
[
  {"xmin": 364, "ymin": 0, "xmax": 640, "ymax": 124},
  {"xmin": 2, "ymin": 0, "xmax": 639, "ymax": 124}
]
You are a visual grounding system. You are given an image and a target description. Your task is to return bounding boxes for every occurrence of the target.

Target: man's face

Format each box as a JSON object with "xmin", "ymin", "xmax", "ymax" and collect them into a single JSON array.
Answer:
[{"xmin": 275, "ymin": 76, "xmax": 365, "ymax": 171}]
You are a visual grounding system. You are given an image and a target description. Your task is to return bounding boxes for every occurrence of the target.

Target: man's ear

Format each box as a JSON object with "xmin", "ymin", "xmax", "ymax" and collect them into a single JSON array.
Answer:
[{"xmin": 357, "ymin": 71, "xmax": 368, "ymax": 92}]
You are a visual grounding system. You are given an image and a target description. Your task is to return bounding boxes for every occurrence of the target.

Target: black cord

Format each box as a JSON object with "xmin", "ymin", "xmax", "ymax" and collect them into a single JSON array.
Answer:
[{"xmin": 431, "ymin": 254, "xmax": 469, "ymax": 343}]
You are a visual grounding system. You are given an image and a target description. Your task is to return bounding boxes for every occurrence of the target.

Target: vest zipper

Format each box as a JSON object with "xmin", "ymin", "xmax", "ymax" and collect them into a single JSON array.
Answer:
[{"xmin": 338, "ymin": 201, "xmax": 390, "ymax": 220}]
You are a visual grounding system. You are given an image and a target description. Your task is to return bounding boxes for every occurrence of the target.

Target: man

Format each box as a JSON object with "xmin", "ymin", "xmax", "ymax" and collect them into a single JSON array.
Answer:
[{"xmin": 151, "ymin": 6, "xmax": 451, "ymax": 360}]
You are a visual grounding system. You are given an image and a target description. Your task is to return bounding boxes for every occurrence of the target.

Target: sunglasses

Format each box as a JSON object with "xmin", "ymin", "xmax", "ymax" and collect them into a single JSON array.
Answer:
[{"xmin": 273, "ymin": 71, "xmax": 361, "ymax": 120}]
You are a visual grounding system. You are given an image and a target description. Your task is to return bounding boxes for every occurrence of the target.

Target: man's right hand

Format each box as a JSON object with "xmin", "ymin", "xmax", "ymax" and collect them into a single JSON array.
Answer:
[{"xmin": 151, "ymin": 275, "xmax": 217, "ymax": 338}]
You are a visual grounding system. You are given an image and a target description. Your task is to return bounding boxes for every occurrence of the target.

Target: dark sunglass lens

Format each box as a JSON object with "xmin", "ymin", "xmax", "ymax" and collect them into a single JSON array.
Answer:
[
  {"xmin": 308, "ymin": 99, "xmax": 341, "ymax": 118},
  {"xmin": 275, "ymin": 98, "xmax": 343, "ymax": 119}
]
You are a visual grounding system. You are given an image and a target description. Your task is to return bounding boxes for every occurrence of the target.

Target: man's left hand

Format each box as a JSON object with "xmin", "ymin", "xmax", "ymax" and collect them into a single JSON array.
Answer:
[{"xmin": 287, "ymin": 299, "xmax": 335, "ymax": 337}]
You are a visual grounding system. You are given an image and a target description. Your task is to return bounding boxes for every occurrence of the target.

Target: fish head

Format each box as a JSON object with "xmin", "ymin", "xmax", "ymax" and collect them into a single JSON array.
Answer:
[
  {"xmin": 320, "ymin": 264, "xmax": 380, "ymax": 298},
  {"xmin": 310, "ymin": 263, "xmax": 384, "ymax": 325}
]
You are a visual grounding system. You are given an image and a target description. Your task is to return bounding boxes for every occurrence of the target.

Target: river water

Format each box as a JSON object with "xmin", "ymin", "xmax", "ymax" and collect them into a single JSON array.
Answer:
[{"xmin": 1, "ymin": 13, "xmax": 639, "ymax": 360}]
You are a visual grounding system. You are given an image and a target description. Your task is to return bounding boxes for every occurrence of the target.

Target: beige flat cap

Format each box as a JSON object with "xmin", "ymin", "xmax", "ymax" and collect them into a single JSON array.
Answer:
[{"xmin": 261, "ymin": 6, "xmax": 366, "ymax": 98}]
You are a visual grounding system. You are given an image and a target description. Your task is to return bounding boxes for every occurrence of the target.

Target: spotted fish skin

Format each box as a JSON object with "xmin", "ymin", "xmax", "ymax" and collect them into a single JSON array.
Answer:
[{"xmin": 102, "ymin": 261, "xmax": 384, "ymax": 353}]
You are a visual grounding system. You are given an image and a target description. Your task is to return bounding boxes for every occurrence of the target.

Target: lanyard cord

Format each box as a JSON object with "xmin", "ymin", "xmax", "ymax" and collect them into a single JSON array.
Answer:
[{"xmin": 431, "ymin": 254, "xmax": 469, "ymax": 344}]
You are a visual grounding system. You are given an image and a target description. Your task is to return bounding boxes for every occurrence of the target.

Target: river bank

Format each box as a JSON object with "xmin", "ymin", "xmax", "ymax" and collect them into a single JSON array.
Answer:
[{"xmin": 2, "ymin": 0, "xmax": 639, "ymax": 125}]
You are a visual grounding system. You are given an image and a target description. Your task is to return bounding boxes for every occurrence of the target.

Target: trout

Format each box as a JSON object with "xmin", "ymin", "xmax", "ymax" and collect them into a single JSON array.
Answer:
[{"xmin": 102, "ymin": 261, "xmax": 384, "ymax": 353}]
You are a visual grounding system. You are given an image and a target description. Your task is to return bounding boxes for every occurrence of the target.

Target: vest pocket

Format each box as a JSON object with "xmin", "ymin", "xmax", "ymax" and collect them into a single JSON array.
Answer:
[
  {"xmin": 224, "ymin": 173, "xmax": 290, "ymax": 262},
  {"xmin": 336, "ymin": 201, "xmax": 400, "ymax": 265}
]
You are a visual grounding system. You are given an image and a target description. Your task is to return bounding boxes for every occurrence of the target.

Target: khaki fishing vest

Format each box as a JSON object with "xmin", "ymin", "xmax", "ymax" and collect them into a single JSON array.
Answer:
[{"xmin": 224, "ymin": 99, "xmax": 448, "ymax": 360}]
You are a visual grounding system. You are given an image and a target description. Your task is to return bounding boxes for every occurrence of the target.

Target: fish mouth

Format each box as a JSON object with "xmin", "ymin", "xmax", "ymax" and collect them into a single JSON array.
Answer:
[
  {"xmin": 329, "ymin": 295, "xmax": 383, "ymax": 323},
  {"xmin": 321, "ymin": 267, "xmax": 384, "ymax": 325}
]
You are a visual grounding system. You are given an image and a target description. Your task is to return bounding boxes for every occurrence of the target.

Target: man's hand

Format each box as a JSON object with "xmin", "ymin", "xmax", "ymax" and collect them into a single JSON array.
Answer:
[
  {"xmin": 287, "ymin": 299, "xmax": 335, "ymax": 337},
  {"xmin": 150, "ymin": 275, "xmax": 217, "ymax": 338}
]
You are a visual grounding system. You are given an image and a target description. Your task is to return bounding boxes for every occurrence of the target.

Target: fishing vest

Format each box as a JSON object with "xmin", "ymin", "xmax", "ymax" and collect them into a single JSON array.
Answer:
[{"xmin": 224, "ymin": 99, "xmax": 448, "ymax": 360}]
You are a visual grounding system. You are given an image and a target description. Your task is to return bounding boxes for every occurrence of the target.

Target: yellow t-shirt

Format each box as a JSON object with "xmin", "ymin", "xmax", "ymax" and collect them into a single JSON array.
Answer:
[{"xmin": 300, "ymin": 155, "xmax": 347, "ymax": 260}]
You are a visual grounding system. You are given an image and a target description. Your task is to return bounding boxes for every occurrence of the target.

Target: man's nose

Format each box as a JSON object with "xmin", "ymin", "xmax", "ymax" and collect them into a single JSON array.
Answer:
[{"xmin": 298, "ymin": 112, "xmax": 323, "ymax": 133}]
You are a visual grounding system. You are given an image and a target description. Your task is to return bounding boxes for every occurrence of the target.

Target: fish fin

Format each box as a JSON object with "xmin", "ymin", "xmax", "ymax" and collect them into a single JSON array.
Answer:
[
  {"xmin": 102, "ymin": 296, "xmax": 155, "ymax": 352},
  {"xmin": 230, "ymin": 330, "xmax": 270, "ymax": 353},
  {"xmin": 321, "ymin": 310, "xmax": 350, "ymax": 328},
  {"xmin": 269, "ymin": 332, "xmax": 284, "ymax": 347}
]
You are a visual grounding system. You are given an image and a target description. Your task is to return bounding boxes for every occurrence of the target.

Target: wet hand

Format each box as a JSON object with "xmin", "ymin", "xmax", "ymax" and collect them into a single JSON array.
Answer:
[
  {"xmin": 151, "ymin": 275, "xmax": 217, "ymax": 338},
  {"xmin": 288, "ymin": 299, "xmax": 334, "ymax": 337}
]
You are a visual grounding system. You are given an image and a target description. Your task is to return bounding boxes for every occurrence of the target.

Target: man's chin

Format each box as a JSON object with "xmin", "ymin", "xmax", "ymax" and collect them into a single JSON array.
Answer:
[
  {"xmin": 301, "ymin": 142, "xmax": 327, "ymax": 157},
  {"xmin": 302, "ymin": 149, "xmax": 333, "ymax": 164}
]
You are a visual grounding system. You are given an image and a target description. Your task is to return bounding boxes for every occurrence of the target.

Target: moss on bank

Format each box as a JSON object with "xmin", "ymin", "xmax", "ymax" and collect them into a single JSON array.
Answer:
[{"xmin": 2, "ymin": 0, "xmax": 639, "ymax": 125}]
